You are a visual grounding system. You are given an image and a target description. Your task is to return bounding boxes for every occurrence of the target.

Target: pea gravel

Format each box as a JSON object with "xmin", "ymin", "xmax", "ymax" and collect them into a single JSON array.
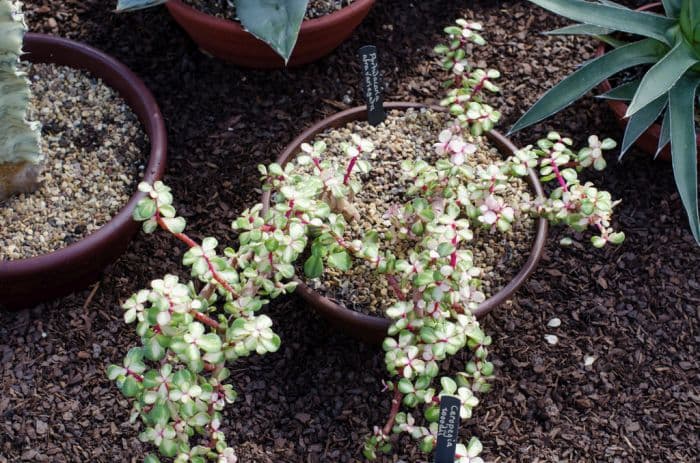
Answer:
[
  {"xmin": 180, "ymin": 0, "xmax": 354, "ymax": 21},
  {"xmin": 299, "ymin": 108, "xmax": 535, "ymax": 316},
  {"xmin": 0, "ymin": 63, "xmax": 146, "ymax": 260}
]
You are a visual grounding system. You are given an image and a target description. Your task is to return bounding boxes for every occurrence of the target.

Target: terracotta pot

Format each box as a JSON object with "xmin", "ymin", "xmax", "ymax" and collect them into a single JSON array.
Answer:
[
  {"xmin": 0, "ymin": 34, "xmax": 167, "ymax": 310},
  {"xmin": 262, "ymin": 103, "xmax": 549, "ymax": 344},
  {"xmin": 596, "ymin": 2, "xmax": 700, "ymax": 161},
  {"xmin": 165, "ymin": 0, "xmax": 376, "ymax": 68}
]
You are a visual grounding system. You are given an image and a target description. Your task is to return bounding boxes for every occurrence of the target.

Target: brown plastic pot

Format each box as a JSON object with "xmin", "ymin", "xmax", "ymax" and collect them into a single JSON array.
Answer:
[
  {"xmin": 0, "ymin": 34, "xmax": 167, "ymax": 310},
  {"xmin": 596, "ymin": 2, "xmax": 699, "ymax": 161},
  {"xmin": 165, "ymin": 0, "xmax": 376, "ymax": 68},
  {"xmin": 262, "ymin": 102, "xmax": 548, "ymax": 344}
]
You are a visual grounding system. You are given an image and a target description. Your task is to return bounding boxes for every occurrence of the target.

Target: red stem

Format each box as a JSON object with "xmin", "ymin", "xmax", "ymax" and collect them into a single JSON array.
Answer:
[
  {"xmin": 343, "ymin": 156, "xmax": 358, "ymax": 185},
  {"xmin": 192, "ymin": 310, "xmax": 222, "ymax": 332},
  {"xmin": 155, "ymin": 214, "xmax": 240, "ymax": 298},
  {"xmin": 387, "ymin": 275, "xmax": 406, "ymax": 301},
  {"xmin": 450, "ymin": 226, "xmax": 458, "ymax": 268},
  {"xmin": 470, "ymin": 75, "xmax": 489, "ymax": 95},
  {"xmin": 550, "ymin": 157, "xmax": 569, "ymax": 192},
  {"xmin": 285, "ymin": 200, "xmax": 295, "ymax": 219},
  {"xmin": 127, "ymin": 370, "xmax": 144, "ymax": 382},
  {"xmin": 382, "ymin": 387, "xmax": 404, "ymax": 436}
]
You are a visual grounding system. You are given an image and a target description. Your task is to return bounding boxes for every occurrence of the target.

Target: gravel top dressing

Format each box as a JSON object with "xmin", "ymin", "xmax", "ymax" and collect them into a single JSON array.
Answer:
[
  {"xmin": 0, "ymin": 63, "xmax": 146, "ymax": 260},
  {"xmin": 298, "ymin": 108, "xmax": 535, "ymax": 316},
  {"xmin": 181, "ymin": 0, "xmax": 354, "ymax": 21}
]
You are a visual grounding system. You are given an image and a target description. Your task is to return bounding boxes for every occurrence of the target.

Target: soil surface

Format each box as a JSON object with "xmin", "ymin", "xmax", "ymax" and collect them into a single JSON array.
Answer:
[{"xmin": 2, "ymin": 1, "xmax": 698, "ymax": 462}]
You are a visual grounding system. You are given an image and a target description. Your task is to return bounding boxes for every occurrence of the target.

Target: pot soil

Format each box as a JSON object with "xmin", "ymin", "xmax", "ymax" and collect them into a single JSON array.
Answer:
[
  {"xmin": 165, "ymin": 0, "xmax": 375, "ymax": 68},
  {"xmin": 595, "ymin": 2, "xmax": 700, "ymax": 161},
  {"xmin": 0, "ymin": 63, "xmax": 145, "ymax": 261},
  {"xmin": 263, "ymin": 103, "xmax": 548, "ymax": 344},
  {"xmin": 0, "ymin": 34, "xmax": 167, "ymax": 310}
]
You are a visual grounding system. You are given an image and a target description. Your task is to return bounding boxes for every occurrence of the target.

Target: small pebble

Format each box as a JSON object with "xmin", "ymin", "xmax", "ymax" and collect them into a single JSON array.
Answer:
[
  {"xmin": 547, "ymin": 317, "xmax": 562, "ymax": 328},
  {"xmin": 584, "ymin": 355, "xmax": 597, "ymax": 367},
  {"xmin": 544, "ymin": 334, "xmax": 559, "ymax": 345}
]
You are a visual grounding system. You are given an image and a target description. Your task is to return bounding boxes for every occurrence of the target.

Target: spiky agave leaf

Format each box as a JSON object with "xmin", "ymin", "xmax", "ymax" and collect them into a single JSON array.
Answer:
[
  {"xmin": 509, "ymin": 39, "xmax": 664, "ymax": 134},
  {"xmin": 668, "ymin": 76, "xmax": 700, "ymax": 242}
]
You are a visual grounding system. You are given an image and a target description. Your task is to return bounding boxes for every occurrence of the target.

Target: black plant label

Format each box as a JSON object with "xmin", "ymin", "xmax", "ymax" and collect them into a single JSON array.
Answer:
[
  {"xmin": 358, "ymin": 45, "xmax": 386, "ymax": 126},
  {"xmin": 434, "ymin": 395, "xmax": 461, "ymax": 463}
]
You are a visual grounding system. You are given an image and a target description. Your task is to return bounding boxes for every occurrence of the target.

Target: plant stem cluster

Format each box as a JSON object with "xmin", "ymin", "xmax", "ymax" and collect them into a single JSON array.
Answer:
[{"xmin": 110, "ymin": 19, "xmax": 624, "ymax": 463}]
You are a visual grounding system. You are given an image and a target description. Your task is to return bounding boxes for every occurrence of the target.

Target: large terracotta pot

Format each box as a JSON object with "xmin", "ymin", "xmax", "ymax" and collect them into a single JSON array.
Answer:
[
  {"xmin": 165, "ymin": 0, "xmax": 376, "ymax": 68},
  {"xmin": 0, "ymin": 34, "xmax": 167, "ymax": 310},
  {"xmin": 262, "ymin": 103, "xmax": 549, "ymax": 344},
  {"xmin": 596, "ymin": 2, "xmax": 700, "ymax": 160}
]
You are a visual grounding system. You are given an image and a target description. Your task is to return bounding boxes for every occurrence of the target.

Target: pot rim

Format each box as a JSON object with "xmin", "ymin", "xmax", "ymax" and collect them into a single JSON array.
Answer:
[
  {"xmin": 166, "ymin": 0, "xmax": 376, "ymax": 32},
  {"xmin": 0, "ymin": 33, "xmax": 167, "ymax": 273},
  {"xmin": 262, "ymin": 102, "xmax": 548, "ymax": 335}
]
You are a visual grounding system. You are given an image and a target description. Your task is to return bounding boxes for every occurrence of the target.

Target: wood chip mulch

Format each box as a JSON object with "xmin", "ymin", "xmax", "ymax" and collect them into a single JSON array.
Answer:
[{"xmin": 2, "ymin": 0, "xmax": 698, "ymax": 462}]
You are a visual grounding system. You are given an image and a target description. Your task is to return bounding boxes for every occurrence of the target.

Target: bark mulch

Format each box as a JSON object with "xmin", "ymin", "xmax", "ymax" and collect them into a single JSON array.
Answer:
[{"xmin": 2, "ymin": 0, "xmax": 698, "ymax": 462}]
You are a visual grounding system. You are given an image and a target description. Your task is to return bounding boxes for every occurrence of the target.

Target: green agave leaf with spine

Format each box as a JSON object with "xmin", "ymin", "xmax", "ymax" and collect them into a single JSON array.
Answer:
[{"xmin": 515, "ymin": 0, "xmax": 700, "ymax": 243}]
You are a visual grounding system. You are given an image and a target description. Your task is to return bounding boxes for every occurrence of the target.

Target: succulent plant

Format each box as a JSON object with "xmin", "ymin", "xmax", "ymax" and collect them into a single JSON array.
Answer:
[
  {"xmin": 110, "ymin": 18, "xmax": 624, "ymax": 463},
  {"xmin": 511, "ymin": 0, "xmax": 700, "ymax": 243},
  {"xmin": 116, "ymin": 0, "xmax": 310, "ymax": 63},
  {"xmin": 0, "ymin": 0, "xmax": 43, "ymax": 201}
]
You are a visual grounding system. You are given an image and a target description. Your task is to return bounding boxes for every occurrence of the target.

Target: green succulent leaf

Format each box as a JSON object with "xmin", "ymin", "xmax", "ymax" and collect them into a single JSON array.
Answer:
[
  {"xmin": 115, "ymin": 0, "xmax": 167, "ymax": 12},
  {"xmin": 159, "ymin": 439, "xmax": 178, "ymax": 458},
  {"xmin": 626, "ymin": 40, "xmax": 699, "ymax": 117},
  {"xmin": 528, "ymin": 0, "xmax": 676, "ymax": 45},
  {"xmin": 510, "ymin": 39, "xmax": 663, "ymax": 133},
  {"xmin": 148, "ymin": 404, "xmax": 170, "ymax": 426},
  {"xmin": 680, "ymin": 0, "xmax": 700, "ymax": 48},
  {"xmin": 106, "ymin": 365, "xmax": 126, "ymax": 381},
  {"xmin": 133, "ymin": 198, "xmax": 157, "ymax": 222},
  {"xmin": 668, "ymin": 75, "xmax": 700, "ymax": 243},
  {"xmin": 120, "ymin": 375, "xmax": 141, "ymax": 397},
  {"xmin": 303, "ymin": 254, "xmax": 324, "ymax": 279},
  {"xmin": 327, "ymin": 251, "xmax": 351, "ymax": 271},
  {"xmin": 236, "ymin": 0, "xmax": 310, "ymax": 63},
  {"xmin": 162, "ymin": 217, "xmax": 186, "ymax": 234},
  {"xmin": 597, "ymin": 0, "xmax": 630, "ymax": 8},
  {"xmin": 657, "ymin": 109, "xmax": 672, "ymax": 157},
  {"xmin": 544, "ymin": 23, "xmax": 612, "ymax": 36},
  {"xmin": 597, "ymin": 79, "xmax": 640, "ymax": 101},
  {"xmin": 663, "ymin": 0, "xmax": 682, "ymax": 18},
  {"xmin": 620, "ymin": 94, "xmax": 667, "ymax": 157}
]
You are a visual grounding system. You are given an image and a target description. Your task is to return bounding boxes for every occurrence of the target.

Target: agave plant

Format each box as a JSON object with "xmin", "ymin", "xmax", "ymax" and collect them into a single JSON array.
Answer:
[
  {"xmin": 510, "ymin": 0, "xmax": 700, "ymax": 243},
  {"xmin": 116, "ymin": 0, "xmax": 309, "ymax": 63}
]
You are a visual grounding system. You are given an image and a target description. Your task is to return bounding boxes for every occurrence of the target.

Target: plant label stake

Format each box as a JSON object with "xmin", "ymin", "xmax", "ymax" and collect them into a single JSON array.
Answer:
[
  {"xmin": 434, "ymin": 395, "xmax": 461, "ymax": 463},
  {"xmin": 358, "ymin": 45, "xmax": 386, "ymax": 126}
]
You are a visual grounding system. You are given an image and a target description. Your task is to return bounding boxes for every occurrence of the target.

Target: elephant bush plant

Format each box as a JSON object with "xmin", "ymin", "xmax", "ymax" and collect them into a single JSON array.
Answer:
[{"xmin": 109, "ymin": 19, "xmax": 623, "ymax": 462}]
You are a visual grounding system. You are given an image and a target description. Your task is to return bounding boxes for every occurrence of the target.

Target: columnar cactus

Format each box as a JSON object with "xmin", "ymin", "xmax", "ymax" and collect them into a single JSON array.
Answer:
[{"xmin": 0, "ymin": 0, "xmax": 42, "ymax": 201}]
